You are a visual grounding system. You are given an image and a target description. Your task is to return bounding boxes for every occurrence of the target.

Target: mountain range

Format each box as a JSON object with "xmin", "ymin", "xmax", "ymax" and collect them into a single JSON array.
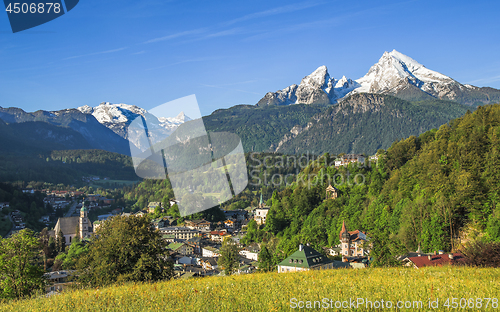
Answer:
[
  {"xmin": 0, "ymin": 50, "xmax": 497, "ymax": 169},
  {"xmin": 0, "ymin": 103, "xmax": 191, "ymax": 156},
  {"xmin": 0, "ymin": 107, "xmax": 130, "ymax": 155},
  {"xmin": 77, "ymin": 102, "xmax": 190, "ymax": 153},
  {"xmin": 257, "ymin": 50, "xmax": 500, "ymax": 107}
]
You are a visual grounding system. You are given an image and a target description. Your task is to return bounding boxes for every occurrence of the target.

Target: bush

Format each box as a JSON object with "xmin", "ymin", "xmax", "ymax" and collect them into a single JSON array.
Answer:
[{"xmin": 461, "ymin": 241, "xmax": 500, "ymax": 267}]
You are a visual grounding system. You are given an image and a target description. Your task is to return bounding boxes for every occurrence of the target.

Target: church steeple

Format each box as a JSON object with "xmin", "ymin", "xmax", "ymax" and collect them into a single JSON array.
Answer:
[
  {"xmin": 259, "ymin": 192, "xmax": 264, "ymax": 208},
  {"xmin": 340, "ymin": 220, "xmax": 350, "ymax": 243},
  {"xmin": 340, "ymin": 220, "xmax": 351, "ymax": 257},
  {"xmin": 80, "ymin": 200, "xmax": 87, "ymax": 218},
  {"xmin": 79, "ymin": 199, "xmax": 90, "ymax": 239}
]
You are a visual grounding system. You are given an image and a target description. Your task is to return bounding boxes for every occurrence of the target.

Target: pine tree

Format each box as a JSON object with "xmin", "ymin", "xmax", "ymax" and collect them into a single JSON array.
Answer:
[
  {"xmin": 56, "ymin": 229, "xmax": 65, "ymax": 254},
  {"xmin": 217, "ymin": 237, "xmax": 240, "ymax": 276},
  {"xmin": 48, "ymin": 236, "xmax": 56, "ymax": 258},
  {"xmin": 257, "ymin": 246, "xmax": 274, "ymax": 272}
]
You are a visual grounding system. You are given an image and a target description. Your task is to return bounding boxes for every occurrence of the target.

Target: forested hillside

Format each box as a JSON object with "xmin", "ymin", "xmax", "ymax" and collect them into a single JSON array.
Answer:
[
  {"xmin": 203, "ymin": 104, "xmax": 326, "ymax": 152},
  {"xmin": 276, "ymin": 94, "xmax": 469, "ymax": 155},
  {"xmin": 0, "ymin": 150, "xmax": 138, "ymax": 185},
  {"xmin": 203, "ymin": 94, "xmax": 469, "ymax": 155},
  {"xmin": 243, "ymin": 103, "xmax": 500, "ymax": 266}
]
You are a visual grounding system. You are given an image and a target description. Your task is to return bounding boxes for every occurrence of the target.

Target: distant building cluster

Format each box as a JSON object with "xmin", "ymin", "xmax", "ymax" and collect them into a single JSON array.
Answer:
[{"xmin": 334, "ymin": 154, "xmax": 365, "ymax": 168}]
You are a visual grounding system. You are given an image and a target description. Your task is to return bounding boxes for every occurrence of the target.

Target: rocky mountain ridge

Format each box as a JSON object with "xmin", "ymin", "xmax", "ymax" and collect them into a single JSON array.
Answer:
[{"xmin": 257, "ymin": 50, "xmax": 500, "ymax": 107}]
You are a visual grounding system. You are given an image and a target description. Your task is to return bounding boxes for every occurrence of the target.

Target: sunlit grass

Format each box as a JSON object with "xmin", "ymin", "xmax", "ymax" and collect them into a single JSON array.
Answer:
[{"xmin": 1, "ymin": 267, "xmax": 499, "ymax": 311}]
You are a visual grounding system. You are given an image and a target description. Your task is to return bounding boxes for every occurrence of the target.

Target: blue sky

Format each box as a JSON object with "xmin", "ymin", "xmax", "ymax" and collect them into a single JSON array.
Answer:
[{"xmin": 0, "ymin": 0, "xmax": 499, "ymax": 117}]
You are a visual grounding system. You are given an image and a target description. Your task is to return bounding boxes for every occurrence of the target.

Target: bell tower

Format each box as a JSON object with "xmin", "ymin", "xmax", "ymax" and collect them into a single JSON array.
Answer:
[
  {"xmin": 79, "ymin": 200, "xmax": 89, "ymax": 239},
  {"xmin": 340, "ymin": 220, "xmax": 350, "ymax": 256}
]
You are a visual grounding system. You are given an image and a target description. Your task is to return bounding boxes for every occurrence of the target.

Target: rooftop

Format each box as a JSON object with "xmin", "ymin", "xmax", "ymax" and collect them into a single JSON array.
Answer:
[
  {"xmin": 408, "ymin": 253, "xmax": 465, "ymax": 268},
  {"xmin": 278, "ymin": 245, "xmax": 332, "ymax": 269}
]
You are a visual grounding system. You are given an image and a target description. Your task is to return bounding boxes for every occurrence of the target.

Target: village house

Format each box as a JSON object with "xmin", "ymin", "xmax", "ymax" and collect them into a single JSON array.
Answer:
[
  {"xmin": 209, "ymin": 230, "xmax": 229, "ymax": 243},
  {"xmin": 162, "ymin": 233, "xmax": 176, "ymax": 243},
  {"xmin": 44, "ymin": 270, "xmax": 75, "ymax": 294},
  {"xmin": 334, "ymin": 154, "xmax": 365, "ymax": 168},
  {"xmin": 368, "ymin": 154, "xmax": 379, "ymax": 163},
  {"xmin": 184, "ymin": 219, "xmax": 211, "ymax": 231},
  {"xmin": 160, "ymin": 226, "xmax": 201, "ymax": 240},
  {"xmin": 148, "ymin": 202, "xmax": 161, "ymax": 213},
  {"xmin": 339, "ymin": 221, "xmax": 369, "ymax": 257},
  {"xmin": 168, "ymin": 242, "xmax": 194, "ymax": 256},
  {"xmin": 102, "ymin": 198, "xmax": 115, "ymax": 205},
  {"xmin": 176, "ymin": 255, "xmax": 197, "ymax": 266},
  {"xmin": 169, "ymin": 199, "xmax": 180, "ymax": 207},
  {"xmin": 198, "ymin": 257, "xmax": 218, "ymax": 271},
  {"xmin": 152, "ymin": 217, "xmax": 170, "ymax": 229},
  {"xmin": 224, "ymin": 219, "xmax": 235, "ymax": 230},
  {"xmin": 252, "ymin": 193, "xmax": 270, "ymax": 225},
  {"xmin": 323, "ymin": 246, "xmax": 341, "ymax": 257},
  {"xmin": 404, "ymin": 252, "xmax": 465, "ymax": 268},
  {"xmin": 202, "ymin": 246, "xmax": 221, "ymax": 258},
  {"xmin": 254, "ymin": 208, "xmax": 269, "ymax": 225},
  {"xmin": 224, "ymin": 209, "xmax": 248, "ymax": 222},
  {"xmin": 277, "ymin": 244, "xmax": 335, "ymax": 273},
  {"xmin": 87, "ymin": 194, "xmax": 106, "ymax": 202},
  {"xmin": 239, "ymin": 243, "xmax": 260, "ymax": 261},
  {"xmin": 185, "ymin": 236, "xmax": 204, "ymax": 255}
]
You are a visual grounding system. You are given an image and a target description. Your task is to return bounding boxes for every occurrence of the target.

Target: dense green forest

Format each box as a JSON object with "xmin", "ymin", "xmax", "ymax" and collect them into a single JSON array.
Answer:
[
  {"xmin": 242, "ymin": 103, "xmax": 500, "ymax": 266},
  {"xmin": 203, "ymin": 94, "xmax": 469, "ymax": 155},
  {"xmin": 203, "ymin": 104, "xmax": 326, "ymax": 152},
  {"xmin": 277, "ymin": 94, "xmax": 469, "ymax": 155},
  {"xmin": 0, "ymin": 149, "xmax": 138, "ymax": 185}
]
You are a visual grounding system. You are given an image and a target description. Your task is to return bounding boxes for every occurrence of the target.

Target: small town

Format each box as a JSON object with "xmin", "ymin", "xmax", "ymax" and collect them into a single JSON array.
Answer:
[
  {"xmin": 0, "ymin": 176, "xmax": 464, "ymax": 295},
  {"xmin": 1, "ymin": 2, "xmax": 499, "ymax": 310}
]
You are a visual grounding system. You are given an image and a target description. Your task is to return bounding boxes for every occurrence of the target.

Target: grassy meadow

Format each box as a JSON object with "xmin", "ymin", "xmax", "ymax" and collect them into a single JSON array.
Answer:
[{"xmin": 1, "ymin": 267, "xmax": 499, "ymax": 311}]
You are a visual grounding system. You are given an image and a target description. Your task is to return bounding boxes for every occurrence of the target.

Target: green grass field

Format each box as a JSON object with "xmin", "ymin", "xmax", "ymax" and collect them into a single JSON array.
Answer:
[{"xmin": 2, "ymin": 267, "xmax": 500, "ymax": 311}]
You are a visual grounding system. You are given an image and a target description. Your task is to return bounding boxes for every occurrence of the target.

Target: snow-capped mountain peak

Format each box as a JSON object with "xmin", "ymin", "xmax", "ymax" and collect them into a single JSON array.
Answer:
[
  {"xmin": 353, "ymin": 49, "xmax": 456, "ymax": 96},
  {"xmin": 257, "ymin": 65, "xmax": 357, "ymax": 106},
  {"xmin": 300, "ymin": 65, "xmax": 330, "ymax": 88},
  {"xmin": 257, "ymin": 49, "xmax": 485, "ymax": 106},
  {"xmin": 77, "ymin": 102, "xmax": 190, "ymax": 149}
]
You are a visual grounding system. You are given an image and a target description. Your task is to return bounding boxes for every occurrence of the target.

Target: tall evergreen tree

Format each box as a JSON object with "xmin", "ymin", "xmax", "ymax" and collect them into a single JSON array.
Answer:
[
  {"xmin": 56, "ymin": 230, "xmax": 65, "ymax": 254},
  {"xmin": 218, "ymin": 237, "xmax": 240, "ymax": 276}
]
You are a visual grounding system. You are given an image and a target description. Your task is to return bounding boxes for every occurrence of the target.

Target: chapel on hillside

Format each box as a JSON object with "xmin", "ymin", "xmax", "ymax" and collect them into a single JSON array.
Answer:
[{"xmin": 325, "ymin": 184, "xmax": 338, "ymax": 200}]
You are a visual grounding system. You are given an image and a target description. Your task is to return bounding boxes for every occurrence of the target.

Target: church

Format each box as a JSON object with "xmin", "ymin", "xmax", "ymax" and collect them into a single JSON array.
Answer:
[{"xmin": 51, "ymin": 201, "xmax": 92, "ymax": 246}]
